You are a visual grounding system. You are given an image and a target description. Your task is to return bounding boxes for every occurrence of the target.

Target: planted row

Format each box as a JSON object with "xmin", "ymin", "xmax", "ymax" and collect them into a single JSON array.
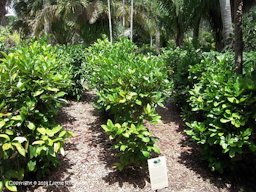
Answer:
[
  {"xmin": 168, "ymin": 47, "xmax": 256, "ymax": 173},
  {"xmin": 86, "ymin": 38, "xmax": 172, "ymax": 170},
  {"xmin": 0, "ymin": 41, "xmax": 73, "ymax": 191}
]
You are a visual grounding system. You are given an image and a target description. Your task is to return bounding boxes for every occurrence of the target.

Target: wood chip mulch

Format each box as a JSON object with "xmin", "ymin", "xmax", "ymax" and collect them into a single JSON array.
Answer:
[{"xmin": 28, "ymin": 93, "xmax": 255, "ymax": 192}]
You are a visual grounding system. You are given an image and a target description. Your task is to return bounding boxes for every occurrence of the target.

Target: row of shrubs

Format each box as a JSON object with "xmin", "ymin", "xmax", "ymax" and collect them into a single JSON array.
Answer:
[
  {"xmin": 86, "ymin": 38, "xmax": 172, "ymax": 171},
  {"xmin": 0, "ymin": 39, "xmax": 88, "ymax": 191},
  {"xmin": 165, "ymin": 45, "xmax": 256, "ymax": 173}
]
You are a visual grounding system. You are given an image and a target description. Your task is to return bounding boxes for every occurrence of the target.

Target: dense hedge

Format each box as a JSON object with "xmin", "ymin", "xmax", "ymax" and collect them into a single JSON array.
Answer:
[
  {"xmin": 86, "ymin": 38, "xmax": 172, "ymax": 170},
  {"xmin": 0, "ymin": 41, "xmax": 73, "ymax": 191},
  {"xmin": 57, "ymin": 44, "xmax": 87, "ymax": 101},
  {"xmin": 169, "ymin": 47, "xmax": 256, "ymax": 173}
]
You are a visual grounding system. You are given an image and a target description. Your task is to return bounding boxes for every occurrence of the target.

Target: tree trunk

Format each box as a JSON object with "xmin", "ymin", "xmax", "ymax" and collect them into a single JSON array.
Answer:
[
  {"xmin": 107, "ymin": 0, "xmax": 113, "ymax": 43},
  {"xmin": 130, "ymin": 0, "xmax": 134, "ymax": 41},
  {"xmin": 234, "ymin": 0, "xmax": 243, "ymax": 74},
  {"xmin": 155, "ymin": 26, "xmax": 160, "ymax": 53},
  {"xmin": 0, "ymin": 0, "xmax": 7, "ymax": 26},
  {"xmin": 175, "ymin": 17, "xmax": 184, "ymax": 47},
  {"xmin": 43, "ymin": 0, "xmax": 51, "ymax": 35},
  {"xmin": 219, "ymin": 0, "xmax": 233, "ymax": 47},
  {"xmin": 122, "ymin": 0, "xmax": 125, "ymax": 28},
  {"xmin": 193, "ymin": 16, "xmax": 201, "ymax": 46},
  {"xmin": 150, "ymin": 35, "xmax": 153, "ymax": 48}
]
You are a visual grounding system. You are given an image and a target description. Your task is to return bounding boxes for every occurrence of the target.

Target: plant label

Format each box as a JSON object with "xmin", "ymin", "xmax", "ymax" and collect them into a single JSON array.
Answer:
[{"xmin": 148, "ymin": 156, "xmax": 168, "ymax": 191}]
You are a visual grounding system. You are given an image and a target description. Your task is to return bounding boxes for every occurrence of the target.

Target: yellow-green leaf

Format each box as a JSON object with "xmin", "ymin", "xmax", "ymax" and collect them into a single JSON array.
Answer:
[
  {"xmin": 5, "ymin": 180, "xmax": 17, "ymax": 192},
  {"xmin": 12, "ymin": 143, "xmax": 26, "ymax": 157}
]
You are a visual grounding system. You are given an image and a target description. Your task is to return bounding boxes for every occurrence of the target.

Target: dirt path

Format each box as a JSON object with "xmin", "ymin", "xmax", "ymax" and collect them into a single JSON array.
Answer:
[{"xmin": 30, "ymin": 93, "xmax": 251, "ymax": 192}]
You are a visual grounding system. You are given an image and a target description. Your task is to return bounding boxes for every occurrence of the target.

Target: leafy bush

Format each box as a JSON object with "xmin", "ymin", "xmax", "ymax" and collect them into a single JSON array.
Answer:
[
  {"xmin": 86, "ymin": 38, "xmax": 172, "ymax": 170},
  {"xmin": 162, "ymin": 43, "xmax": 202, "ymax": 107},
  {"xmin": 185, "ymin": 52, "xmax": 256, "ymax": 173},
  {"xmin": 102, "ymin": 120, "xmax": 160, "ymax": 171},
  {"xmin": 57, "ymin": 44, "xmax": 86, "ymax": 101},
  {"xmin": 0, "ymin": 41, "xmax": 73, "ymax": 191},
  {"xmin": 0, "ymin": 27, "xmax": 20, "ymax": 58},
  {"xmin": 243, "ymin": 8, "xmax": 256, "ymax": 51}
]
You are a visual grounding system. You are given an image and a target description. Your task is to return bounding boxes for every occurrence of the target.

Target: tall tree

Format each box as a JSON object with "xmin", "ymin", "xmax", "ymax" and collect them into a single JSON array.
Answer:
[
  {"xmin": 130, "ymin": 0, "xmax": 134, "ymax": 41},
  {"xmin": 107, "ymin": 0, "xmax": 113, "ymax": 43},
  {"xmin": 122, "ymin": 0, "xmax": 125, "ymax": 28},
  {"xmin": 234, "ymin": 0, "xmax": 243, "ymax": 74},
  {"xmin": 0, "ymin": 0, "xmax": 7, "ymax": 26},
  {"xmin": 219, "ymin": 0, "xmax": 233, "ymax": 46}
]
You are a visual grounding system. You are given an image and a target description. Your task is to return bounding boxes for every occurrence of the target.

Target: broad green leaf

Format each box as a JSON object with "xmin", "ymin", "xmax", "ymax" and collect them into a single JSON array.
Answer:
[
  {"xmin": 60, "ymin": 147, "xmax": 65, "ymax": 156},
  {"xmin": 13, "ymin": 137, "xmax": 27, "ymax": 143},
  {"xmin": 0, "ymin": 134, "xmax": 10, "ymax": 141},
  {"xmin": 12, "ymin": 143, "xmax": 26, "ymax": 157},
  {"xmin": 46, "ymin": 87, "xmax": 59, "ymax": 92},
  {"xmin": 37, "ymin": 128, "xmax": 46, "ymax": 135},
  {"xmin": 120, "ymin": 145, "xmax": 127, "ymax": 151},
  {"xmin": 27, "ymin": 160, "xmax": 36, "ymax": 171},
  {"xmin": 2, "ymin": 143, "xmax": 12, "ymax": 151},
  {"xmin": 142, "ymin": 137, "xmax": 150, "ymax": 143},
  {"xmin": 142, "ymin": 150, "xmax": 150, "ymax": 158},
  {"xmin": 32, "ymin": 140, "xmax": 45, "ymax": 145},
  {"xmin": 0, "ymin": 120, "xmax": 5, "ymax": 128},
  {"xmin": 5, "ymin": 130, "xmax": 14, "ymax": 135},
  {"xmin": 135, "ymin": 100, "xmax": 142, "ymax": 105},
  {"xmin": 54, "ymin": 91, "xmax": 66, "ymax": 98},
  {"xmin": 220, "ymin": 118, "xmax": 230, "ymax": 123},
  {"xmin": 27, "ymin": 121, "xmax": 36, "ymax": 130},
  {"xmin": 33, "ymin": 90, "xmax": 44, "ymax": 97},
  {"xmin": 5, "ymin": 180, "xmax": 17, "ymax": 192},
  {"xmin": 153, "ymin": 147, "xmax": 160, "ymax": 154},
  {"xmin": 54, "ymin": 142, "xmax": 61, "ymax": 152},
  {"xmin": 11, "ymin": 115, "xmax": 22, "ymax": 121},
  {"xmin": 0, "ymin": 181, "xmax": 3, "ymax": 192},
  {"xmin": 58, "ymin": 131, "xmax": 66, "ymax": 137}
]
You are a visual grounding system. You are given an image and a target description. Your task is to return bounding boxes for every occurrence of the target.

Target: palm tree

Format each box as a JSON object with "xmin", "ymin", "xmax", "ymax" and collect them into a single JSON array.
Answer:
[
  {"xmin": 234, "ymin": 0, "xmax": 243, "ymax": 74},
  {"xmin": 219, "ymin": 0, "xmax": 233, "ymax": 47},
  {"xmin": 0, "ymin": 0, "xmax": 7, "ymax": 26},
  {"xmin": 107, "ymin": 0, "xmax": 113, "ymax": 43},
  {"xmin": 130, "ymin": 0, "xmax": 134, "ymax": 41}
]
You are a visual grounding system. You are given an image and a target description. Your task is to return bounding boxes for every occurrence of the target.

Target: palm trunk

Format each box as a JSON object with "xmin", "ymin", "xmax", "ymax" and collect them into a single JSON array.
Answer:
[
  {"xmin": 122, "ymin": 0, "xmax": 125, "ymax": 28},
  {"xmin": 107, "ymin": 0, "xmax": 113, "ymax": 43},
  {"xmin": 150, "ymin": 35, "xmax": 153, "ymax": 47},
  {"xmin": 234, "ymin": 0, "xmax": 243, "ymax": 74},
  {"xmin": 193, "ymin": 16, "xmax": 201, "ymax": 46},
  {"xmin": 219, "ymin": 0, "xmax": 233, "ymax": 47},
  {"xmin": 155, "ymin": 26, "xmax": 160, "ymax": 53},
  {"xmin": 175, "ymin": 17, "xmax": 184, "ymax": 46},
  {"xmin": 130, "ymin": 0, "xmax": 134, "ymax": 41},
  {"xmin": 0, "ymin": 0, "xmax": 7, "ymax": 26},
  {"xmin": 43, "ymin": 0, "xmax": 51, "ymax": 35}
]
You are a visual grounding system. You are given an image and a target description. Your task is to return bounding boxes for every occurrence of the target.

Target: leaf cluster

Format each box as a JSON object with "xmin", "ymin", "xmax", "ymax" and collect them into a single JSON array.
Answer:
[{"xmin": 0, "ymin": 41, "xmax": 73, "ymax": 191}]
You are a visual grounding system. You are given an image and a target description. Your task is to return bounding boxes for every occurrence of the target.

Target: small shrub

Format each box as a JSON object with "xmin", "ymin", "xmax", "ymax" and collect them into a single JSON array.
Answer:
[
  {"xmin": 162, "ymin": 43, "xmax": 202, "ymax": 107},
  {"xmin": 57, "ymin": 44, "xmax": 87, "ymax": 101},
  {"xmin": 185, "ymin": 52, "xmax": 256, "ymax": 173},
  {"xmin": 86, "ymin": 38, "xmax": 172, "ymax": 170},
  {"xmin": 0, "ymin": 27, "xmax": 20, "ymax": 58},
  {"xmin": 102, "ymin": 120, "xmax": 160, "ymax": 171},
  {"xmin": 0, "ymin": 41, "xmax": 73, "ymax": 191}
]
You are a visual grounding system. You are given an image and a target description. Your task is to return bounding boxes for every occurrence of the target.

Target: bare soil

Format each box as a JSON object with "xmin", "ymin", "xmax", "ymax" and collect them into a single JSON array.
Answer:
[{"xmin": 28, "ymin": 93, "xmax": 255, "ymax": 192}]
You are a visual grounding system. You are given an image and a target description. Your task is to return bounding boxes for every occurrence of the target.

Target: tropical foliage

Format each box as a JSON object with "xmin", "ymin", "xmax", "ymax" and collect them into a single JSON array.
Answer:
[{"xmin": 0, "ymin": 40, "xmax": 73, "ymax": 191}]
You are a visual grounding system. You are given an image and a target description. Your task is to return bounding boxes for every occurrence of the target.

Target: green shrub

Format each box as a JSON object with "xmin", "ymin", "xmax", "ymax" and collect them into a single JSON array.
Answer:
[
  {"xmin": 86, "ymin": 38, "xmax": 172, "ymax": 170},
  {"xmin": 102, "ymin": 120, "xmax": 160, "ymax": 171},
  {"xmin": 243, "ymin": 8, "xmax": 256, "ymax": 51},
  {"xmin": 0, "ymin": 27, "xmax": 20, "ymax": 58},
  {"xmin": 185, "ymin": 52, "xmax": 256, "ymax": 173},
  {"xmin": 57, "ymin": 44, "xmax": 87, "ymax": 101},
  {"xmin": 162, "ymin": 43, "xmax": 202, "ymax": 107},
  {"xmin": 0, "ymin": 41, "xmax": 73, "ymax": 191}
]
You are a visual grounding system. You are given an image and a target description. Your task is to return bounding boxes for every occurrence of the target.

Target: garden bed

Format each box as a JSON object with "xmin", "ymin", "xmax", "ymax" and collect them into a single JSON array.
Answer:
[{"xmin": 28, "ymin": 93, "xmax": 254, "ymax": 192}]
